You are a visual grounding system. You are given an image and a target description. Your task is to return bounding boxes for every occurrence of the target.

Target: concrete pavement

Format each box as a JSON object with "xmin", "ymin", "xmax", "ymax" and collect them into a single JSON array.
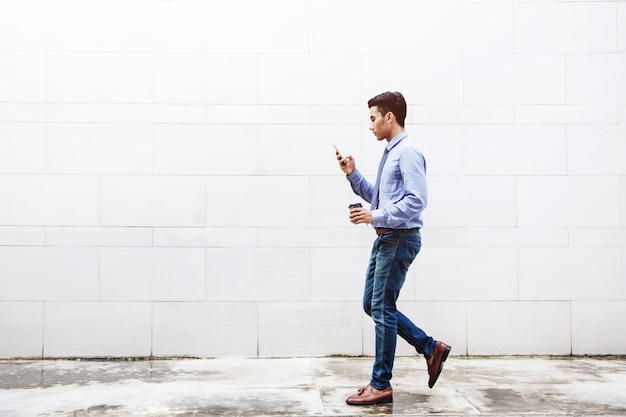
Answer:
[{"xmin": 1, "ymin": 356, "xmax": 626, "ymax": 416}]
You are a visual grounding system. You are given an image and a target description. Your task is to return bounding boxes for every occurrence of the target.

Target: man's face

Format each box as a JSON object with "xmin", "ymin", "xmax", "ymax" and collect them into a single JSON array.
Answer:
[{"xmin": 369, "ymin": 106, "xmax": 391, "ymax": 141}]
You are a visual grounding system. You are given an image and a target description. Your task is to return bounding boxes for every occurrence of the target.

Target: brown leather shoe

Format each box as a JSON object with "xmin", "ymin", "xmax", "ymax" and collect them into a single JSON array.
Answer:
[
  {"xmin": 346, "ymin": 384, "xmax": 393, "ymax": 405},
  {"xmin": 427, "ymin": 341, "xmax": 451, "ymax": 388}
]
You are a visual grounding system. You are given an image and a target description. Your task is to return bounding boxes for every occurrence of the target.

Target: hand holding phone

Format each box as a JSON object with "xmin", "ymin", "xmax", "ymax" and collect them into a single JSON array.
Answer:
[
  {"xmin": 334, "ymin": 145, "xmax": 355, "ymax": 175},
  {"xmin": 333, "ymin": 145, "xmax": 346, "ymax": 166}
]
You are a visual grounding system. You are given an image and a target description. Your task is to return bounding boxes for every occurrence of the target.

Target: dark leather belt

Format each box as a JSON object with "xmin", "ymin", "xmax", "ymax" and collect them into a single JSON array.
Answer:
[{"xmin": 376, "ymin": 228, "xmax": 420, "ymax": 235}]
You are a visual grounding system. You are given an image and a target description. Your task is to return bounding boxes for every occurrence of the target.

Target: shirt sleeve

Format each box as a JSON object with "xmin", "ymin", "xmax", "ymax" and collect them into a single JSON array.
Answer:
[{"xmin": 346, "ymin": 169, "xmax": 374, "ymax": 204}]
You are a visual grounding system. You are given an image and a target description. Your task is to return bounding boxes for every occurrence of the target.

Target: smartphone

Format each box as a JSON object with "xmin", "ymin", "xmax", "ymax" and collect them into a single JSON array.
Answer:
[
  {"xmin": 335, "ymin": 145, "xmax": 348, "ymax": 166},
  {"xmin": 348, "ymin": 203, "xmax": 362, "ymax": 209}
]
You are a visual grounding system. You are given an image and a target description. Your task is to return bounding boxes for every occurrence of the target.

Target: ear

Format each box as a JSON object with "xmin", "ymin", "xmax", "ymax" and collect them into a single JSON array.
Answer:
[{"xmin": 386, "ymin": 111, "xmax": 395, "ymax": 124}]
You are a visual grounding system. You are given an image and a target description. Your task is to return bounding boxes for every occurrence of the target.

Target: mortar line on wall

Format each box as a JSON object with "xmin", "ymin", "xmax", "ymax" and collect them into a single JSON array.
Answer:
[
  {"xmin": 465, "ymin": 301, "xmax": 469, "ymax": 356},
  {"xmin": 563, "ymin": 53, "xmax": 568, "ymax": 106},
  {"xmin": 204, "ymin": 176, "xmax": 207, "ymax": 230},
  {"xmin": 151, "ymin": 123, "xmax": 155, "ymax": 176},
  {"xmin": 516, "ymin": 247, "xmax": 520, "ymax": 302},
  {"xmin": 97, "ymin": 246, "xmax": 101, "ymax": 303},
  {"xmin": 308, "ymin": 176, "xmax": 313, "ymax": 302},
  {"xmin": 203, "ymin": 246, "xmax": 207, "ymax": 302},
  {"xmin": 97, "ymin": 175, "xmax": 102, "ymax": 305},
  {"xmin": 564, "ymin": 115, "xmax": 569, "ymax": 177},
  {"xmin": 569, "ymin": 301, "xmax": 573, "ymax": 356},
  {"xmin": 98, "ymin": 176, "xmax": 102, "ymax": 228},
  {"xmin": 41, "ymin": 301, "xmax": 45, "ymax": 359},
  {"xmin": 150, "ymin": 301, "xmax": 154, "ymax": 359},
  {"xmin": 43, "ymin": 119, "xmax": 48, "ymax": 175},
  {"xmin": 514, "ymin": 177, "xmax": 519, "ymax": 228},
  {"xmin": 362, "ymin": 314, "xmax": 366, "ymax": 357}
]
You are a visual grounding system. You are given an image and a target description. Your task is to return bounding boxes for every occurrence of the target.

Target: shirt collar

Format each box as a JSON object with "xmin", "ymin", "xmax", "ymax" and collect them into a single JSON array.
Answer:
[{"xmin": 386, "ymin": 131, "xmax": 408, "ymax": 152}]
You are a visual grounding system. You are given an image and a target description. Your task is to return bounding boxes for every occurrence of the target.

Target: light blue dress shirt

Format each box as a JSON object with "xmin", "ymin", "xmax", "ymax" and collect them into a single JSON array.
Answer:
[{"xmin": 346, "ymin": 132, "xmax": 427, "ymax": 229}]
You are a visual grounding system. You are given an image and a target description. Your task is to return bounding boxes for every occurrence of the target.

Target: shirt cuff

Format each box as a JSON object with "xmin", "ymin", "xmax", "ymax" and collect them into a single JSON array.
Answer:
[
  {"xmin": 346, "ymin": 170, "xmax": 360, "ymax": 182},
  {"xmin": 371, "ymin": 209, "xmax": 386, "ymax": 227}
]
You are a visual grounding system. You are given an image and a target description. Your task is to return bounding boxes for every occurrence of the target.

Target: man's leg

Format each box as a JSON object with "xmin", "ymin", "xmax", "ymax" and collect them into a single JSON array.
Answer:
[
  {"xmin": 346, "ymin": 238, "xmax": 396, "ymax": 405},
  {"xmin": 349, "ymin": 230, "xmax": 449, "ymax": 406},
  {"xmin": 397, "ymin": 311, "xmax": 436, "ymax": 358},
  {"xmin": 392, "ymin": 230, "xmax": 451, "ymax": 388},
  {"xmin": 368, "ymin": 230, "xmax": 418, "ymax": 390}
]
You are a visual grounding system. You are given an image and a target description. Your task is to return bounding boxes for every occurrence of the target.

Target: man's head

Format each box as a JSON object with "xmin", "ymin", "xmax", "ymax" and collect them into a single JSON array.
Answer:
[
  {"xmin": 368, "ymin": 91, "xmax": 407, "ymax": 141},
  {"xmin": 367, "ymin": 91, "xmax": 407, "ymax": 128}
]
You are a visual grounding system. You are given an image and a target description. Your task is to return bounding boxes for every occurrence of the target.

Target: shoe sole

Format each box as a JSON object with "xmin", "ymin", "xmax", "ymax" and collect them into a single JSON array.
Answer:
[{"xmin": 346, "ymin": 397, "xmax": 393, "ymax": 406}]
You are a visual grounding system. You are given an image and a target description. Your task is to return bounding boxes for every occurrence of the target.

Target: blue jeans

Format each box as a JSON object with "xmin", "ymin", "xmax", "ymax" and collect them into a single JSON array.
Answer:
[{"xmin": 363, "ymin": 229, "xmax": 436, "ymax": 390}]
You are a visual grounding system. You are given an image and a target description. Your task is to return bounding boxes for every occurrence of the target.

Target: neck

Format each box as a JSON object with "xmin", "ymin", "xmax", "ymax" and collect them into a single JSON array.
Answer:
[{"xmin": 386, "ymin": 126, "xmax": 405, "ymax": 142}]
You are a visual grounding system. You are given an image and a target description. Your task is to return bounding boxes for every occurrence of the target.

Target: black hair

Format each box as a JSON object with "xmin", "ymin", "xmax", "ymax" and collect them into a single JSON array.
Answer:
[{"xmin": 367, "ymin": 91, "xmax": 407, "ymax": 127}]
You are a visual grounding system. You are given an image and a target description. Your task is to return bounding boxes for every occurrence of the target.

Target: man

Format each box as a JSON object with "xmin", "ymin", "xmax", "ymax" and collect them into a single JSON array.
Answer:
[{"xmin": 336, "ymin": 91, "xmax": 451, "ymax": 406}]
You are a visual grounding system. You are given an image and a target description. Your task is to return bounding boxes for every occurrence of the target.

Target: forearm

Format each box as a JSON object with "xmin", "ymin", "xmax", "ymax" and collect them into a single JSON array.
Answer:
[{"xmin": 346, "ymin": 169, "xmax": 373, "ymax": 204}]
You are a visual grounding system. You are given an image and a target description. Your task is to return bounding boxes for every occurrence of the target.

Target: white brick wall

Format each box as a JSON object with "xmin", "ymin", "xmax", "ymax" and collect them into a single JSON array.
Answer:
[{"xmin": 0, "ymin": 0, "xmax": 624, "ymax": 358}]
